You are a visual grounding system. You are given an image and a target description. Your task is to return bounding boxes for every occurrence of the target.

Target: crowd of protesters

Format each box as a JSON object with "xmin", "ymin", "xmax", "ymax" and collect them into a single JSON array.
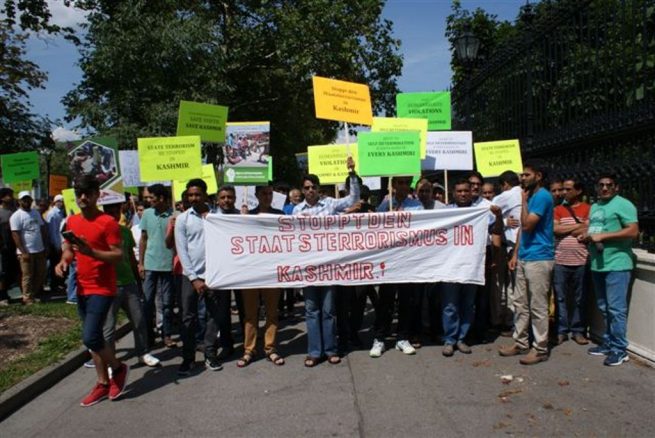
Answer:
[{"xmin": 0, "ymin": 157, "xmax": 639, "ymax": 407}]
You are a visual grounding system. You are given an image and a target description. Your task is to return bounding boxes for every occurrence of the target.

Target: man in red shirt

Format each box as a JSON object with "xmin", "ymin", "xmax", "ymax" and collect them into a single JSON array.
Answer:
[
  {"xmin": 55, "ymin": 175, "xmax": 129, "ymax": 407},
  {"xmin": 553, "ymin": 178, "xmax": 591, "ymax": 345}
]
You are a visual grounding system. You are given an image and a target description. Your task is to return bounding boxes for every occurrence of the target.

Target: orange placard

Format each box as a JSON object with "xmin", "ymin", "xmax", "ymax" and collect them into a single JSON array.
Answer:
[
  {"xmin": 312, "ymin": 76, "xmax": 373, "ymax": 126},
  {"xmin": 49, "ymin": 174, "xmax": 68, "ymax": 197}
]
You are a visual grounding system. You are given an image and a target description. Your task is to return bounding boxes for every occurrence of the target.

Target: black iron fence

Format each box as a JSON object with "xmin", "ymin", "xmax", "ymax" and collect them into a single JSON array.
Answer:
[{"xmin": 452, "ymin": 0, "xmax": 655, "ymax": 250}]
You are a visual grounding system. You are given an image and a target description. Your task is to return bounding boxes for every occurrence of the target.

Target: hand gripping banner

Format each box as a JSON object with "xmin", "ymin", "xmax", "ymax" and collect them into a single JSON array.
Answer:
[{"xmin": 204, "ymin": 208, "xmax": 490, "ymax": 289}]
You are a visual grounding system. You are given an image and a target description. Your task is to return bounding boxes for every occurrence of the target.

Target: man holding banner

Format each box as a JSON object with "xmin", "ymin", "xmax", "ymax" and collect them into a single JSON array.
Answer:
[
  {"xmin": 293, "ymin": 157, "xmax": 359, "ymax": 367},
  {"xmin": 370, "ymin": 176, "xmax": 424, "ymax": 358},
  {"xmin": 175, "ymin": 179, "xmax": 228, "ymax": 375}
]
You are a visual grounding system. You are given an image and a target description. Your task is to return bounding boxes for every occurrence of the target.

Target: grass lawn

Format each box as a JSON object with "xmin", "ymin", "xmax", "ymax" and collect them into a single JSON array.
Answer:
[{"xmin": 0, "ymin": 302, "xmax": 82, "ymax": 394}]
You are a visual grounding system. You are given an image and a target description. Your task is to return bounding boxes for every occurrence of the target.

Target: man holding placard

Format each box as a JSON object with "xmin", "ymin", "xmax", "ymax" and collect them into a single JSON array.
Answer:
[{"xmin": 293, "ymin": 157, "xmax": 360, "ymax": 367}]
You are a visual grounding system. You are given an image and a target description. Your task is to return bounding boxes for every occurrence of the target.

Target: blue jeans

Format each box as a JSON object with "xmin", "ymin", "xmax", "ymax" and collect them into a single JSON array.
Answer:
[
  {"xmin": 66, "ymin": 261, "xmax": 77, "ymax": 303},
  {"xmin": 143, "ymin": 271, "xmax": 174, "ymax": 338},
  {"xmin": 304, "ymin": 286, "xmax": 337, "ymax": 358},
  {"xmin": 77, "ymin": 294, "xmax": 114, "ymax": 352},
  {"xmin": 553, "ymin": 264, "xmax": 587, "ymax": 335},
  {"xmin": 592, "ymin": 271, "xmax": 631, "ymax": 354},
  {"xmin": 441, "ymin": 282, "xmax": 477, "ymax": 345}
]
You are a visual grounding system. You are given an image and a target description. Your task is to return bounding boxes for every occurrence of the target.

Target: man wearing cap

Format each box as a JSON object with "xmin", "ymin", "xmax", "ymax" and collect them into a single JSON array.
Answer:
[
  {"xmin": 46, "ymin": 195, "xmax": 66, "ymax": 293},
  {"xmin": 10, "ymin": 191, "xmax": 49, "ymax": 304}
]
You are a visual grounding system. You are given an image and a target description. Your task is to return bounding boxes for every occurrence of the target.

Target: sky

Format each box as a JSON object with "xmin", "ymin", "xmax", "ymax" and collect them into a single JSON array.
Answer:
[{"xmin": 25, "ymin": 0, "xmax": 530, "ymax": 131}]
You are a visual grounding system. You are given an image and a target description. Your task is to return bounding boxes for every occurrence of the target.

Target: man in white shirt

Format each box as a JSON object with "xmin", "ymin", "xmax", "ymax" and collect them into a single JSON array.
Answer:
[
  {"xmin": 10, "ymin": 191, "xmax": 48, "ymax": 304},
  {"xmin": 491, "ymin": 171, "xmax": 523, "ymax": 334}
]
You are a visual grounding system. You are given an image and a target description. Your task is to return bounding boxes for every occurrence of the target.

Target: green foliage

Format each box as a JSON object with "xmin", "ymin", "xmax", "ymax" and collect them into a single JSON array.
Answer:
[
  {"xmin": 446, "ymin": 0, "xmax": 654, "ymax": 139},
  {"xmin": 63, "ymin": 0, "xmax": 403, "ymax": 183},
  {"xmin": 0, "ymin": 0, "xmax": 72, "ymax": 156}
]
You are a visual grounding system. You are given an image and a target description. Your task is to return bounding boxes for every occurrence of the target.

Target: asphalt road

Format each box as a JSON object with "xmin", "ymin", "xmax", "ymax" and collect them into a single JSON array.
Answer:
[{"xmin": 2, "ymin": 309, "xmax": 654, "ymax": 437}]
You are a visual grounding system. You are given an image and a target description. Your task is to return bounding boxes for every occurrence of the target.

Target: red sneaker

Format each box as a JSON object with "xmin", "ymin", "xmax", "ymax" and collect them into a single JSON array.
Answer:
[
  {"xmin": 109, "ymin": 363, "xmax": 130, "ymax": 400},
  {"xmin": 80, "ymin": 383, "xmax": 109, "ymax": 407}
]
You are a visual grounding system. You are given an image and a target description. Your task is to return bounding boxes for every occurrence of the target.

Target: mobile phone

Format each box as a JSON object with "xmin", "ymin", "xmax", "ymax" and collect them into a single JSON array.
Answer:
[{"xmin": 62, "ymin": 230, "xmax": 83, "ymax": 245}]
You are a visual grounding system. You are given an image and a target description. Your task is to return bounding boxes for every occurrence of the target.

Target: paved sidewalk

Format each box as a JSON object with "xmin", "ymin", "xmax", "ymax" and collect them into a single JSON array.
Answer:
[{"xmin": 2, "ymin": 314, "xmax": 654, "ymax": 437}]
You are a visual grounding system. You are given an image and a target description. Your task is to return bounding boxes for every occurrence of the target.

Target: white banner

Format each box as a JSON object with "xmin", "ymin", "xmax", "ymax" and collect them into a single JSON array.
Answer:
[
  {"xmin": 422, "ymin": 131, "xmax": 473, "ymax": 171},
  {"xmin": 204, "ymin": 207, "xmax": 490, "ymax": 289}
]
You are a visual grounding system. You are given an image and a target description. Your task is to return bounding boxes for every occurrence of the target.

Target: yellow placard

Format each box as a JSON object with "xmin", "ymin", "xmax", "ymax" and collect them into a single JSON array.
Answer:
[
  {"xmin": 307, "ymin": 144, "xmax": 359, "ymax": 185},
  {"xmin": 173, "ymin": 164, "xmax": 218, "ymax": 202},
  {"xmin": 10, "ymin": 180, "xmax": 32, "ymax": 192},
  {"xmin": 312, "ymin": 76, "xmax": 373, "ymax": 126},
  {"xmin": 137, "ymin": 136, "xmax": 202, "ymax": 182},
  {"xmin": 371, "ymin": 117, "xmax": 428, "ymax": 159},
  {"xmin": 61, "ymin": 188, "xmax": 81, "ymax": 215},
  {"xmin": 473, "ymin": 139, "xmax": 523, "ymax": 177}
]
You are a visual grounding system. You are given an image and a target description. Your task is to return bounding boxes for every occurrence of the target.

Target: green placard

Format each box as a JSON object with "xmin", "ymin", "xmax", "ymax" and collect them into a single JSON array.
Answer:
[
  {"xmin": 1, "ymin": 151, "xmax": 39, "ymax": 183},
  {"xmin": 223, "ymin": 166, "xmax": 269, "ymax": 185},
  {"xmin": 176, "ymin": 100, "xmax": 228, "ymax": 143},
  {"xmin": 357, "ymin": 132, "xmax": 421, "ymax": 177},
  {"xmin": 396, "ymin": 92, "xmax": 452, "ymax": 131},
  {"xmin": 268, "ymin": 156, "xmax": 273, "ymax": 182}
]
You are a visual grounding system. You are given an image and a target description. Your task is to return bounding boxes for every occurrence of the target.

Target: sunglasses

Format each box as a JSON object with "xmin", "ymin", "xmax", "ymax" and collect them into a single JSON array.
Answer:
[{"xmin": 303, "ymin": 185, "xmax": 318, "ymax": 191}]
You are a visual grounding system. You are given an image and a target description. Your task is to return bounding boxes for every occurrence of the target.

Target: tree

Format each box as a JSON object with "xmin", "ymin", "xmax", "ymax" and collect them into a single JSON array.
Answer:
[{"xmin": 63, "ymin": 0, "xmax": 403, "ymax": 182}]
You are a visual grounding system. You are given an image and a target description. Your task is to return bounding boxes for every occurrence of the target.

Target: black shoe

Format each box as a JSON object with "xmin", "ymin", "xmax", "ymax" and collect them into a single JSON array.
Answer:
[
  {"xmin": 204, "ymin": 357, "xmax": 223, "ymax": 371},
  {"xmin": 177, "ymin": 360, "xmax": 195, "ymax": 376}
]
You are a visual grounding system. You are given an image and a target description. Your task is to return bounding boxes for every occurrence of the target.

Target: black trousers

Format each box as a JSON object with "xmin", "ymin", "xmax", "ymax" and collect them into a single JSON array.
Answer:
[
  {"xmin": 336, "ymin": 285, "xmax": 377, "ymax": 344},
  {"xmin": 373, "ymin": 284, "xmax": 421, "ymax": 341},
  {"xmin": 180, "ymin": 277, "xmax": 232, "ymax": 361}
]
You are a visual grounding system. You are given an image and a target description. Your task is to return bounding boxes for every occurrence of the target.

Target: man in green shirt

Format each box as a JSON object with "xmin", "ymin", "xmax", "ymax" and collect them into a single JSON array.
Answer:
[
  {"xmin": 579, "ymin": 173, "xmax": 638, "ymax": 366},
  {"xmin": 139, "ymin": 184, "xmax": 175, "ymax": 348}
]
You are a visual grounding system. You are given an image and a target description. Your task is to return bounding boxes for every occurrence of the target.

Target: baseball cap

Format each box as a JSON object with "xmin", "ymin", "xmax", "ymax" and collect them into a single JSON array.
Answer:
[
  {"xmin": 18, "ymin": 191, "xmax": 32, "ymax": 200},
  {"xmin": 54, "ymin": 194, "xmax": 64, "ymax": 202}
]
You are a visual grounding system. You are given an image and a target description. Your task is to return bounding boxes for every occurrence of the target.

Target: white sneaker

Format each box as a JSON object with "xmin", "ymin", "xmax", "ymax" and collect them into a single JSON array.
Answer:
[
  {"xmin": 140, "ymin": 353, "xmax": 161, "ymax": 367},
  {"xmin": 369, "ymin": 339, "xmax": 385, "ymax": 358},
  {"xmin": 395, "ymin": 340, "xmax": 416, "ymax": 355}
]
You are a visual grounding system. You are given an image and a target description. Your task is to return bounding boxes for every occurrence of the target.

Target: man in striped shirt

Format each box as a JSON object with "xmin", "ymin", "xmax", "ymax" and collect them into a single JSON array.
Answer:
[{"xmin": 553, "ymin": 178, "xmax": 590, "ymax": 346}]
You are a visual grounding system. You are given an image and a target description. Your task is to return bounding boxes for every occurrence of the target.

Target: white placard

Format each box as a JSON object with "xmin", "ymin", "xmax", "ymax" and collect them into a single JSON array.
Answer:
[{"xmin": 422, "ymin": 131, "xmax": 473, "ymax": 171}]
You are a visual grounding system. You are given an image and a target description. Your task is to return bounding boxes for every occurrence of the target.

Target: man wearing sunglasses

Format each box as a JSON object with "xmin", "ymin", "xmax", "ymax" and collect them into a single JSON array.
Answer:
[
  {"xmin": 293, "ymin": 156, "xmax": 359, "ymax": 367},
  {"xmin": 579, "ymin": 174, "xmax": 638, "ymax": 366}
]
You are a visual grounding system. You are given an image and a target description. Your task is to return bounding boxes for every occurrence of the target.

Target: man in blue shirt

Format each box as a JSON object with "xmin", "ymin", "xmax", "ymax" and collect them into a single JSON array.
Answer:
[
  {"xmin": 175, "ymin": 179, "xmax": 227, "ymax": 375},
  {"xmin": 46, "ymin": 194, "xmax": 66, "ymax": 293},
  {"xmin": 499, "ymin": 161, "xmax": 554, "ymax": 365}
]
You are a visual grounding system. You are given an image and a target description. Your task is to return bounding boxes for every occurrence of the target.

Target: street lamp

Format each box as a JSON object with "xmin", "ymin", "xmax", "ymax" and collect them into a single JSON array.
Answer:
[
  {"xmin": 454, "ymin": 26, "xmax": 481, "ymax": 130},
  {"xmin": 454, "ymin": 28, "xmax": 481, "ymax": 66}
]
